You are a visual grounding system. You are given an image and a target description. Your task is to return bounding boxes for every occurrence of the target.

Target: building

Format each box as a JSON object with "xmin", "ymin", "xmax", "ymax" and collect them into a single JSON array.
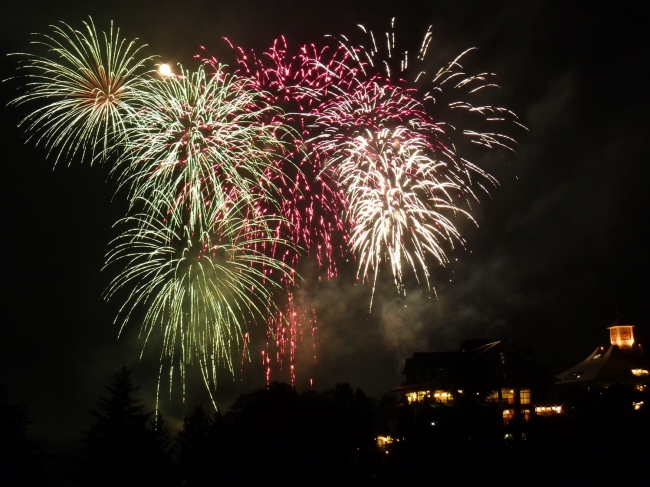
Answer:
[
  {"xmin": 392, "ymin": 339, "xmax": 557, "ymax": 425},
  {"xmin": 556, "ymin": 317, "xmax": 649, "ymax": 396}
]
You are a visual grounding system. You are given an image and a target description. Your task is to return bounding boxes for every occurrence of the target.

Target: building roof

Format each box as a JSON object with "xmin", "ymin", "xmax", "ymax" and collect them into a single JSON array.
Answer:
[
  {"xmin": 556, "ymin": 344, "xmax": 648, "ymax": 385},
  {"xmin": 556, "ymin": 320, "xmax": 649, "ymax": 386},
  {"xmin": 392, "ymin": 340, "xmax": 549, "ymax": 394}
]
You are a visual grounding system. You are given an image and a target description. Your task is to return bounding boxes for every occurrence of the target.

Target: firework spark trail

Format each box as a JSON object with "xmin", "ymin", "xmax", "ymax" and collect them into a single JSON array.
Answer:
[
  {"xmin": 309, "ymin": 79, "xmax": 471, "ymax": 307},
  {"xmin": 117, "ymin": 62, "xmax": 295, "ymax": 237},
  {"xmin": 333, "ymin": 126, "xmax": 471, "ymax": 309},
  {"xmin": 200, "ymin": 39, "xmax": 355, "ymax": 384},
  {"xmin": 202, "ymin": 39, "xmax": 355, "ymax": 278},
  {"xmin": 105, "ymin": 56, "xmax": 302, "ymax": 398},
  {"xmin": 104, "ymin": 197, "xmax": 295, "ymax": 406},
  {"xmin": 305, "ymin": 21, "xmax": 526, "ymax": 308},
  {"xmin": 9, "ymin": 17, "xmax": 154, "ymax": 165},
  {"xmin": 264, "ymin": 291, "xmax": 320, "ymax": 387},
  {"xmin": 9, "ymin": 19, "xmax": 307, "ymax": 402}
]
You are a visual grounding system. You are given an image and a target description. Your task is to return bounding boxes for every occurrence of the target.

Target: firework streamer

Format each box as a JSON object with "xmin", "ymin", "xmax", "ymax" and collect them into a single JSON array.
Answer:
[
  {"xmin": 9, "ymin": 20, "xmax": 302, "ymax": 402},
  {"xmin": 117, "ymin": 62, "xmax": 295, "ymax": 236},
  {"xmin": 104, "ymin": 197, "xmax": 295, "ymax": 406},
  {"xmin": 308, "ymin": 20, "xmax": 526, "ymax": 308},
  {"xmin": 9, "ymin": 17, "xmax": 154, "ymax": 165},
  {"xmin": 202, "ymin": 38, "xmax": 354, "ymax": 277},
  {"xmin": 106, "ymin": 62, "xmax": 302, "ymax": 402},
  {"xmin": 200, "ymin": 39, "xmax": 355, "ymax": 382}
]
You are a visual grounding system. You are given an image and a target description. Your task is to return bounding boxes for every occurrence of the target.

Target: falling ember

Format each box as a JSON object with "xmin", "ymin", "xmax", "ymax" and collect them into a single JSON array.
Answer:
[
  {"xmin": 263, "ymin": 292, "xmax": 318, "ymax": 386},
  {"xmin": 240, "ymin": 332, "xmax": 250, "ymax": 380}
]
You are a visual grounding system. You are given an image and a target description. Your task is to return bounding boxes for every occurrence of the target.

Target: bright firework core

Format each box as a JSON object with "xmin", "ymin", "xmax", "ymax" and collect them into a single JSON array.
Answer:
[{"xmin": 159, "ymin": 63, "xmax": 172, "ymax": 76}]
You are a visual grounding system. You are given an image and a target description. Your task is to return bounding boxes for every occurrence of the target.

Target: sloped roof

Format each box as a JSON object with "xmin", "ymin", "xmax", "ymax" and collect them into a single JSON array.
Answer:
[
  {"xmin": 556, "ymin": 344, "xmax": 648, "ymax": 385},
  {"xmin": 401, "ymin": 351, "xmax": 461, "ymax": 375},
  {"xmin": 392, "ymin": 341, "xmax": 547, "ymax": 393}
]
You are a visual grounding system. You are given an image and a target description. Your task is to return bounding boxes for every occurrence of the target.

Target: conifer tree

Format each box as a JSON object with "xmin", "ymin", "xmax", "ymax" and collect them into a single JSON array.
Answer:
[
  {"xmin": 79, "ymin": 366, "xmax": 173, "ymax": 487},
  {"xmin": 0, "ymin": 384, "xmax": 50, "ymax": 486}
]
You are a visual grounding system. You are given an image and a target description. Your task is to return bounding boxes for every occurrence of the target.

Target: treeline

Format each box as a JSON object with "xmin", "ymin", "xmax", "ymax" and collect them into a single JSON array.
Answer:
[
  {"xmin": 1, "ymin": 367, "xmax": 384, "ymax": 486},
  {"xmin": 2, "ymin": 368, "xmax": 649, "ymax": 486}
]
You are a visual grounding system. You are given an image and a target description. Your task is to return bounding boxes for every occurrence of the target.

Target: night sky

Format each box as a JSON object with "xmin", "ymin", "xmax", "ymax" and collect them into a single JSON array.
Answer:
[{"xmin": 1, "ymin": 0, "xmax": 649, "ymax": 443}]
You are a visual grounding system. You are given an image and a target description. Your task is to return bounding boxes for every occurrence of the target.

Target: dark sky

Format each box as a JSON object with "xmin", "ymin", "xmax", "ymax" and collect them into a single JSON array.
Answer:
[{"xmin": 1, "ymin": 0, "xmax": 649, "ymax": 442}]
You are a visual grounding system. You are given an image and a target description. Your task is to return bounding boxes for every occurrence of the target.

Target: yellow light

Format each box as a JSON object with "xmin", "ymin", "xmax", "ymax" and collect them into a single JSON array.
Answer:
[
  {"xmin": 159, "ymin": 63, "xmax": 172, "ymax": 76},
  {"xmin": 535, "ymin": 406, "xmax": 562, "ymax": 415},
  {"xmin": 631, "ymin": 369, "xmax": 649, "ymax": 376}
]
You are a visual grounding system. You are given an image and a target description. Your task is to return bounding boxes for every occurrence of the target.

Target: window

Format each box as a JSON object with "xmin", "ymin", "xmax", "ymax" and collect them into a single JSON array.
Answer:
[
  {"xmin": 376, "ymin": 435, "xmax": 393, "ymax": 450},
  {"xmin": 503, "ymin": 409, "xmax": 515, "ymax": 426},
  {"xmin": 406, "ymin": 390, "xmax": 431, "ymax": 404},
  {"xmin": 519, "ymin": 389, "xmax": 531, "ymax": 405},
  {"xmin": 631, "ymin": 369, "xmax": 649, "ymax": 376},
  {"xmin": 535, "ymin": 406, "xmax": 561, "ymax": 415},
  {"xmin": 433, "ymin": 390, "xmax": 452, "ymax": 404},
  {"xmin": 487, "ymin": 390, "xmax": 499, "ymax": 402},
  {"xmin": 501, "ymin": 389, "xmax": 515, "ymax": 404}
]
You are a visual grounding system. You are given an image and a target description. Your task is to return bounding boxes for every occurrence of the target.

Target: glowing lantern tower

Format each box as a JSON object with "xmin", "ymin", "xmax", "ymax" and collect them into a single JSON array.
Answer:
[{"xmin": 609, "ymin": 324, "xmax": 635, "ymax": 348}]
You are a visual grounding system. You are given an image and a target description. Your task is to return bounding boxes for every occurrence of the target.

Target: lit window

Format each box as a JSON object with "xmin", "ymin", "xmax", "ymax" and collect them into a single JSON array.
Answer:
[
  {"xmin": 535, "ymin": 406, "xmax": 562, "ymax": 415},
  {"xmin": 406, "ymin": 390, "xmax": 431, "ymax": 404},
  {"xmin": 433, "ymin": 390, "xmax": 452, "ymax": 404},
  {"xmin": 500, "ymin": 353, "xmax": 505, "ymax": 365},
  {"xmin": 487, "ymin": 390, "xmax": 499, "ymax": 402},
  {"xmin": 376, "ymin": 435, "xmax": 393, "ymax": 450},
  {"xmin": 522, "ymin": 409, "xmax": 531, "ymax": 422},
  {"xmin": 631, "ymin": 369, "xmax": 649, "ymax": 376},
  {"xmin": 501, "ymin": 389, "xmax": 515, "ymax": 404},
  {"xmin": 633, "ymin": 401, "xmax": 644, "ymax": 411},
  {"xmin": 519, "ymin": 389, "xmax": 531, "ymax": 405},
  {"xmin": 503, "ymin": 409, "xmax": 515, "ymax": 426}
]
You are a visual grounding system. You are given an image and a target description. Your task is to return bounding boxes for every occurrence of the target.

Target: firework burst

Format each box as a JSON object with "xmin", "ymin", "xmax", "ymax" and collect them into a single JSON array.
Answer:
[
  {"xmin": 9, "ymin": 17, "xmax": 154, "ymax": 165},
  {"xmin": 117, "ymin": 63, "xmax": 295, "ymax": 235},
  {"xmin": 104, "ymin": 198, "xmax": 295, "ymax": 404},
  {"xmin": 306, "ymin": 21, "xmax": 526, "ymax": 307},
  {"xmin": 203, "ymin": 39, "xmax": 354, "ymax": 278}
]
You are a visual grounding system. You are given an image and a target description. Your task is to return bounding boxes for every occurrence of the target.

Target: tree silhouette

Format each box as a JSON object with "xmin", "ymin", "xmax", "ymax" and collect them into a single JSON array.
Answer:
[
  {"xmin": 0, "ymin": 383, "xmax": 50, "ymax": 486},
  {"xmin": 175, "ymin": 405, "xmax": 224, "ymax": 486},
  {"xmin": 78, "ymin": 366, "xmax": 173, "ymax": 487},
  {"xmin": 215, "ymin": 382, "xmax": 380, "ymax": 485}
]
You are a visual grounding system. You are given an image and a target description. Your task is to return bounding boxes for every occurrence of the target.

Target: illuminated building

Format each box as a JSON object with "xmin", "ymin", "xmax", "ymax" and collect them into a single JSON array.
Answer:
[{"xmin": 392, "ymin": 340, "xmax": 556, "ymax": 425}]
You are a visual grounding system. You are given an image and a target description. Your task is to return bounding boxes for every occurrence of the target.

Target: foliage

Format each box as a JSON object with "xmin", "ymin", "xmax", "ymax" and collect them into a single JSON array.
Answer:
[{"xmin": 78, "ymin": 366, "xmax": 174, "ymax": 487}]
